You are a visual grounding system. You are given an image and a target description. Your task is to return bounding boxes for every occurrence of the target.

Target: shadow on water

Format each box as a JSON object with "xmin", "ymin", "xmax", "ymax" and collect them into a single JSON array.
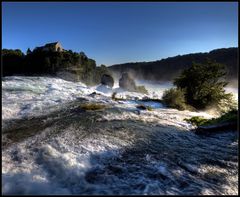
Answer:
[
  {"xmin": 84, "ymin": 124, "xmax": 237, "ymax": 195},
  {"xmin": 2, "ymin": 105, "xmax": 238, "ymax": 195}
]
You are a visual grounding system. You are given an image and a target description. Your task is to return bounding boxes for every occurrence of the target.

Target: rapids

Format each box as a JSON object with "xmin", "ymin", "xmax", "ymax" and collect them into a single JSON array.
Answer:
[{"xmin": 2, "ymin": 76, "xmax": 238, "ymax": 195}]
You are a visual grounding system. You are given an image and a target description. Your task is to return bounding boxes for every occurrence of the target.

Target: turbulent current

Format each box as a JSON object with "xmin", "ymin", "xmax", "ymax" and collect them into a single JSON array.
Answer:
[{"xmin": 2, "ymin": 76, "xmax": 238, "ymax": 195}]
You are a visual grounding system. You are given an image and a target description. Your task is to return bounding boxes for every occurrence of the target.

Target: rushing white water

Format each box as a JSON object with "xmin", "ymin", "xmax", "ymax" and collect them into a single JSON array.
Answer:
[
  {"xmin": 2, "ymin": 76, "xmax": 238, "ymax": 195},
  {"xmin": 3, "ymin": 76, "xmax": 237, "ymax": 121},
  {"xmin": 2, "ymin": 76, "xmax": 93, "ymax": 120},
  {"xmin": 2, "ymin": 76, "xmax": 151, "ymax": 121}
]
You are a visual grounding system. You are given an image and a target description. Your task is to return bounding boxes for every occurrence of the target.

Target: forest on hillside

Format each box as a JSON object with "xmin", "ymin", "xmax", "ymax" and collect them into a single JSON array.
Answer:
[{"xmin": 109, "ymin": 47, "xmax": 238, "ymax": 84}]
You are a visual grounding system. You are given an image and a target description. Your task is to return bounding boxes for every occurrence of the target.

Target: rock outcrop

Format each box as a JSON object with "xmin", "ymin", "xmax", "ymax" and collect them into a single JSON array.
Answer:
[
  {"xmin": 119, "ymin": 72, "xmax": 136, "ymax": 91},
  {"xmin": 101, "ymin": 74, "xmax": 114, "ymax": 88}
]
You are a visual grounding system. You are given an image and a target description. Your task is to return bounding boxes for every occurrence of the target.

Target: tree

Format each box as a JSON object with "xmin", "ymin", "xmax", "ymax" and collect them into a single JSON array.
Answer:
[
  {"xmin": 2, "ymin": 49, "xmax": 25, "ymax": 75},
  {"xmin": 173, "ymin": 59, "xmax": 234, "ymax": 110},
  {"xmin": 27, "ymin": 48, "xmax": 31, "ymax": 55},
  {"xmin": 162, "ymin": 88, "xmax": 187, "ymax": 110}
]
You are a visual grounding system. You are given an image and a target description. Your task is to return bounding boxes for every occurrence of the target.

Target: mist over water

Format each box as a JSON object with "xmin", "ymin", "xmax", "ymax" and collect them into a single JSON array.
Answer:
[
  {"xmin": 135, "ymin": 79, "xmax": 238, "ymax": 101},
  {"xmin": 225, "ymin": 86, "xmax": 238, "ymax": 101},
  {"xmin": 136, "ymin": 80, "xmax": 173, "ymax": 98},
  {"xmin": 112, "ymin": 76, "xmax": 174, "ymax": 99}
]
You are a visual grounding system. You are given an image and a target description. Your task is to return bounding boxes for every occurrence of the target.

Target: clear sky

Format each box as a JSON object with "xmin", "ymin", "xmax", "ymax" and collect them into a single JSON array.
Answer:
[{"xmin": 2, "ymin": 2, "xmax": 238, "ymax": 66}]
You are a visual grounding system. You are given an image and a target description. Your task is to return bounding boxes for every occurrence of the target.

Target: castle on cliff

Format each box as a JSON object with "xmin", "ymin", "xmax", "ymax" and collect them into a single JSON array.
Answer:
[{"xmin": 33, "ymin": 41, "xmax": 63, "ymax": 52}]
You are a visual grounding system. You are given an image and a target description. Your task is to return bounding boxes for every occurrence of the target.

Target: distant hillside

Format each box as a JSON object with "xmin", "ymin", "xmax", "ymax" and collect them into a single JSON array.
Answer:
[{"xmin": 109, "ymin": 47, "xmax": 238, "ymax": 83}]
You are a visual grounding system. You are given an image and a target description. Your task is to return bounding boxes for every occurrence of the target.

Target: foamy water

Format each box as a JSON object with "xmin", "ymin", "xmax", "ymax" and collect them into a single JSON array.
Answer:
[
  {"xmin": 2, "ymin": 106, "xmax": 237, "ymax": 195},
  {"xmin": 2, "ymin": 76, "xmax": 147, "ymax": 121},
  {"xmin": 3, "ymin": 76, "xmax": 235, "ymax": 121}
]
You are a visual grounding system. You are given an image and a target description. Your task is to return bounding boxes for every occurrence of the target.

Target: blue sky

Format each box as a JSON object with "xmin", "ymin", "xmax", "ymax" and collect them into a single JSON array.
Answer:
[{"xmin": 2, "ymin": 2, "xmax": 238, "ymax": 66}]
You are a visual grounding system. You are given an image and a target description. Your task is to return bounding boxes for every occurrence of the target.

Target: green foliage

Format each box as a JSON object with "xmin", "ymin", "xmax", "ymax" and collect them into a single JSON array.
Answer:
[
  {"xmin": 109, "ymin": 47, "xmax": 238, "ymax": 82},
  {"xmin": 162, "ymin": 88, "xmax": 188, "ymax": 110},
  {"xmin": 146, "ymin": 106, "xmax": 153, "ymax": 111},
  {"xmin": 184, "ymin": 109, "xmax": 238, "ymax": 126},
  {"xmin": 2, "ymin": 49, "xmax": 25, "ymax": 76},
  {"xmin": 174, "ymin": 60, "xmax": 233, "ymax": 110},
  {"xmin": 184, "ymin": 116, "xmax": 208, "ymax": 126},
  {"xmin": 135, "ymin": 85, "xmax": 149, "ymax": 94},
  {"xmin": 2, "ymin": 49, "xmax": 24, "ymax": 57},
  {"xmin": 204, "ymin": 109, "xmax": 238, "ymax": 125}
]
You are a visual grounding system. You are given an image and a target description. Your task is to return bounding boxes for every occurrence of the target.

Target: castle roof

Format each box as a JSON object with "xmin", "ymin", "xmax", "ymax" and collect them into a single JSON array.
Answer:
[{"xmin": 44, "ymin": 42, "xmax": 60, "ymax": 47}]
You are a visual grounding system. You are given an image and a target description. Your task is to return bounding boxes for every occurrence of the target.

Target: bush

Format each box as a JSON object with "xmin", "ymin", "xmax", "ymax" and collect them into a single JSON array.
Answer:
[
  {"xmin": 204, "ymin": 109, "xmax": 238, "ymax": 125},
  {"xmin": 184, "ymin": 116, "xmax": 208, "ymax": 126},
  {"xmin": 162, "ymin": 88, "xmax": 188, "ymax": 110}
]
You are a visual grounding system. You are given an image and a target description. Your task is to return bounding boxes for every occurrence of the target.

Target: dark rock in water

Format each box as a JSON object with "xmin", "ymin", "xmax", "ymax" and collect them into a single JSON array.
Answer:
[
  {"xmin": 195, "ymin": 121, "xmax": 237, "ymax": 135},
  {"xmin": 136, "ymin": 105, "xmax": 148, "ymax": 110},
  {"xmin": 136, "ymin": 104, "xmax": 153, "ymax": 111},
  {"xmin": 108, "ymin": 164, "xmax": 124, "ymax": 174},
  {"xmin": 142, "ymin": 96, "xmax": 151, "ymax": 100},
  {"xmin": 89, "ymin": 92, "xmax": 97, "ymax": 96},
  {"xmin": 85, "ymin": 168, "xmax": 105, "ymax": 183},
  {"xmin": 11, "ymin": 150, "xmax": 22, "ymax": 162},
  {"xmin": 101, "ymin": 74, "xmax": 114, "ymax": 87},
  {"xmin": 140, "ymin": 98, "xmax": 163, "ymax": 103},
  {"xmin": 119, "ymin": 72, "xmax": 136, "ymax": 91},
  {"xmin": 135, "ymin": 110, "xmax": 141, "ymax": 115}
]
